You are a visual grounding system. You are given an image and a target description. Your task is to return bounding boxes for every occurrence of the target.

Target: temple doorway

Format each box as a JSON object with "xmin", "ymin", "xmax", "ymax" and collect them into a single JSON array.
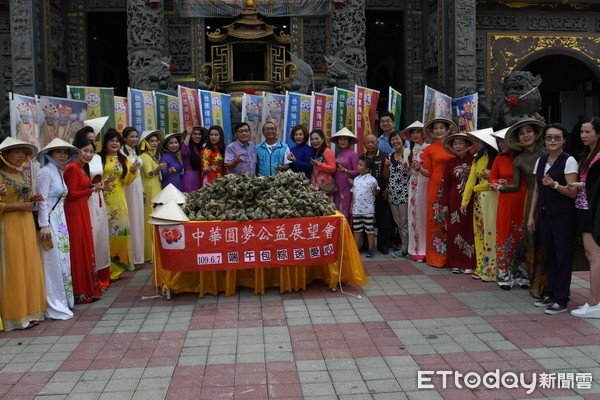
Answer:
[
  {"xmin": 521, "ymin": 53, "xmax": 600, "ymax": 156},
  {"xmin": 87, "ymin": 11, "xmax": 129, "ymax": 96}
]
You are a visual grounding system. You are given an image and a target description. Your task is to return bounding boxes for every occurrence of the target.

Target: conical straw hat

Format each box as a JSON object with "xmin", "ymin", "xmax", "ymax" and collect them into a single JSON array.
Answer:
[
  {"xmin": 423, "ymin": 117, "xmax": 458, "ymax": 141},
  {"xmin": 330, "ymin": 127, "xmax": 358, "ymax": 145},
  {"xmin": 491, "ymin": 127, "xmax": 509, "ymax": 141},
  {"xmin": 505, "ymin": 119, "xmax": 546, "ymax": 151},
  {"xmin": 400, "ymin": 120, "xmax": 424, "ymax": 140},
  {"xmin": 36, "ymin": 138, "xmax": 81, "ymax": 163},
  {"xmin": 0, "ymin": 137, "xmax": 38, "ymax": 158},
  {"xmin": 83, "ymin": 116, "xmax": 109, "ymax": 134},
  {"xmin": 149, "ymin": 199, "xmax": 190, "ymax": 223},
  {"xmin": 465, "ymin": 128, "xmax": 498, "ymax": 151},
  {"xmin": 442, "ymin": 132, "xmax": 473, "ymax": 157},
  {"xmin": 152, "ymin": 183, "xmax": 187, "ymax": 205}
]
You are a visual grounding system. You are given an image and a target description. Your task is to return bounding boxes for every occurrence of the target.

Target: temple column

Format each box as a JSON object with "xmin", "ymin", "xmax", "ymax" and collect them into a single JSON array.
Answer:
[
  {"xmin": 329, "ymin": 0, "xmax": 367, "ymax": 88},
  {"xmin": 127, "ymin": 0, "xmax": 170, "ymax": 89},
  {"xmin": 9, "ymin": 0, "xmax": 41, "ymax": 96},
  {"xmin": 448, "ymin": 0, "xmax": 477, "ymax": 97}
]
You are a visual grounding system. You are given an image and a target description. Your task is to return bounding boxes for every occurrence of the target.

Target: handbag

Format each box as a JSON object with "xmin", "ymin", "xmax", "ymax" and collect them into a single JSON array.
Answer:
[{"xmin": 320, "ymin": 182, "xmax": 338, "ymax": 196}]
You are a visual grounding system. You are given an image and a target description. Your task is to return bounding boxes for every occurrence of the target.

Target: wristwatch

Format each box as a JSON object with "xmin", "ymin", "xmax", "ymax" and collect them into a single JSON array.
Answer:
[{"xmin": 552, "ymin": 182, "xmax": 559, "ymax": 189}]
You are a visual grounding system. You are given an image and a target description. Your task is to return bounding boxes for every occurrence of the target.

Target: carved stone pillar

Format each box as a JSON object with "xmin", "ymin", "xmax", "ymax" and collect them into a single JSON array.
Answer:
[
  {"xmin": 10, "ymin": 0, "xmax": 41, "ymax": 96},
  {"xmin": 448, "ymin": 0, "xmax": 476, "ymax": 97},
  {"xmin": 127, "ymin": 0, "xmax": 170, "ymax": 90},
  {"xmin": 405, "ymin": 0, "xmax": 424, "ymax": 121},
  {"xmin": 329, "ymin": 0, "xmax": 367, "ymax": 87}
]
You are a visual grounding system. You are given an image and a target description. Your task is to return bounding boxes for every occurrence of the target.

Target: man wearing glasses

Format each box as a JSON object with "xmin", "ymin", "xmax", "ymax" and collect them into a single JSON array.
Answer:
[
  {"xmin": 225, "ymin": 122, "xmax": 257, "ymax": 176},
  {"xmin": 256, "ymin": 122, "xmax": 292, "ymax": 176},
  {"xmin": 378, "ymin": 112, "xmax": 396, "ymax": 154}
]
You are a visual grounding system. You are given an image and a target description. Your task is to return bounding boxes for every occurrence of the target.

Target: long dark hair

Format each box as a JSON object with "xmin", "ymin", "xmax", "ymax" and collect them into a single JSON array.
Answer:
[
  {"xmin": 188, "ymin": 127, "xmax": 207, "ymax": 171},
  {"xmin": 99, "ymin": 128, "xmax": 129, "ymax": 179},
  {"xmin": 205, "ymin": 125, "xmax": 226, "ymax": 156},
  {"xmin": 474, "ymin": 144, "xmax": 498, "ymax": 169},
  {"xmin": 73, "ymin": 126, "xmax": 95, "ymax": 145},
  {"xmin": 580, "ymin": 117, "xmax": 600, "ymax": 174},
  {"xmin": 121, "ymin": 127, "xmax": 140, "ymax": 156},
  {"xmin": 310, "ymin": 129, "xmax": 327, "ymax": 158},
  {"xmin": 72, "ymin": 135, "xmax": 95, "ymax": 177}
]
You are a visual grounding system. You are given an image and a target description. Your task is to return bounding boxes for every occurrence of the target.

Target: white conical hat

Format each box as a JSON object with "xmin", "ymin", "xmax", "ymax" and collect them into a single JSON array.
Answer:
[
  {"xmin": 465, "ymin": 128, "xmax": 498, "ymax": 151},
  {"xmin": 83, "ymin": 116, "xmax": 109, "ymax": 134},
  {"xmin": 491, "ymin": 127, "xmax": 509, "ymax": 141},
  {"xmin": 152, "ymin": 183, "xmax": 187, "ymax": 205},
  {"xmin": 149, "ymin": 199, "xmax": 190, "ymax": 223},
  {"xmin": 400, "ymin": 120, "xmax": 424, "ymax": 140},
  {"xmin": 330, "ymin": 127, "xmax": 358, "ymax": 145},
  {"xmin": 160, "ymin": 132, "xmax": 185, "ymax": 152},
  {"xmin": 36, "ymin": 138, "xmax": 81, "ymax": 163},
  {"xmin": 0, "ymin": 137, "xmax": 38, "ymax": 157}
]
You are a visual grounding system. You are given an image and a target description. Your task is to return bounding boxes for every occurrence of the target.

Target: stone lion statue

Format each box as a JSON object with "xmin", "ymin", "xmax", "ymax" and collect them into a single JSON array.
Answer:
[{"xmin": 490, "ymin": 71, "xmax": 545, "ymax": 130}]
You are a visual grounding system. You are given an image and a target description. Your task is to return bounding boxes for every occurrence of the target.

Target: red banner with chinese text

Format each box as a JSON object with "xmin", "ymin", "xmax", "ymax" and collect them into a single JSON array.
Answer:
[{"xmin": 156, "ymin": 214, "xmax": 342, "ymax": 271}]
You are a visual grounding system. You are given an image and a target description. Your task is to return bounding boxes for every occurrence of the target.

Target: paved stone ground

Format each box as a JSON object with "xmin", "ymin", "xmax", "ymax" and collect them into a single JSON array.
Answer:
[{"xmin": 1, "ymin": 253, "xmax": 599, "ymax": 400}]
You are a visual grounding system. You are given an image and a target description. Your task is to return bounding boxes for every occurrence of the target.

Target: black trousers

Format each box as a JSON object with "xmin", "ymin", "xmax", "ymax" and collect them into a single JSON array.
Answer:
[
  {"xmin": 538, "ymin": 210, "xmax": 575, "ymax": 306},
  {"xmin": 375, "ymin": 195, "xmax": 393, "ymax": 248}
]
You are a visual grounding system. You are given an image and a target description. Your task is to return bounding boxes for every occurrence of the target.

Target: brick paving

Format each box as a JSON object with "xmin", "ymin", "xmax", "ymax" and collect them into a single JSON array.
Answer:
[{"xmin": 1, "ymin": 254, "xmax": 600, "ymax": 399}]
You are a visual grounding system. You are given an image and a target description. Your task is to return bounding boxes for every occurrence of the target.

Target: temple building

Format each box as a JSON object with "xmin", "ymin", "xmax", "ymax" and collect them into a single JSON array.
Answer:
[{"xmin": 1, "ymin": 0, "xmax": 599, "ymax": 131}]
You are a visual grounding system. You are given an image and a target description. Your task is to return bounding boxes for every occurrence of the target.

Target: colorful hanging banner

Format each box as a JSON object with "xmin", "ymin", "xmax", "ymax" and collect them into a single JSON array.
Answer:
[
  {"xmin": 332, "ymin": 87, "xmax": 355, "ymax": 135},
  {"xmin": 422, "ymin": 86, "xmax": 453, "ymax": 122},
  {"xmin": 283, "ymin": 91, "xmax": 312, "ymax": 146},
  {"xmin": 178, "ymin": 85, "xmax": 201, "ymax": 131},
  {"xmin": 155, "ymin": 214, "xmax": 341, "ymax": 271},
  {"xmin": 128, "ymin": 88, "xmax": 157, "ymax": 133},
  {"xmin": 388, "ymin": 87, "xmax": 403, "ymax": 131},
  {"xmin": 455, "ymin": 93, "xmax": 478, "ymax": 133},
  {"xmin": 199, "ymin": 90, "xmax": 232, "ymax": 144},
  {"xmin": 355, "ymin": 85, "xmax": 380, "ymax": 154},
  {"xmin": 10, "ymin": 93, "xmax": 40, "ymax": 149},
  {"xmin": 262, "ymin": 93, "xmax": 286, "ymax": 142},
  {"xmin": 155, "ymin": 92, "xmax": 181, "ymax": 135},
  {"xmin": 310, "ymin": 92, "xmax": 334, "ymax": 142},
  {"xmin": 38, "ymin": 96, "xmax": 87, "ymax": 145},
  {"xmin": 114, "ymin": 96, "xmax": 129, "ymax": 133},
  {"xmin": 67, "ymin": 86, "xmax": 115, "ymax": 135},
  {"xmin": 241, "ymin": 93, "xmax": 264, "ymax": 144}
]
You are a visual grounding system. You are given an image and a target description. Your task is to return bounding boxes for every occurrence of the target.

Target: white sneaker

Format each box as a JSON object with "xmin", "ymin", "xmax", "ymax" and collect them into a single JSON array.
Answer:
[
  {"xmin": 574, "ymin": 303, "xmax": 600, "ymax": 319},
  {"xmin": 463, "ymin": 269, "xmax": 474, "ymax": 274},
  {"xmin": 570, "ymin": 303, "xmax": 590, "ymax": 317}
]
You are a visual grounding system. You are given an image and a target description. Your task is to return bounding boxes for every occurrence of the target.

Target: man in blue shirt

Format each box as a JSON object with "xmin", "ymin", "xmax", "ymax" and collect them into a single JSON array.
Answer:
[
  {"xmin": 377, "ymin": 112, "xmax": 396, "ymax": 154},
  {"xmin": 256, "ymin": 122, "xmax": 292, "ymax": 176}
]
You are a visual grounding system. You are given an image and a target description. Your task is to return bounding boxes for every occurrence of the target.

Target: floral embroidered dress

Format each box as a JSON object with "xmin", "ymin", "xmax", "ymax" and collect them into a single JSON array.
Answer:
[
  {"xmin": 64, "ymin": 163, "xmax": 102, "ymax": 304},
  {"xmin": 0, "ymin": 171, "xmax": 46, "ymax": 330},
  {"xmin": 200, "ymin": 146, "xmax": 225, "ymax": 185},
  {"xmin": 36, "ymin": 162, "xmax": 74, "ymax": 319},
  {"xmin": 422, "ymin": 141, "xmax": 455, "ymax": 267},
  {"xmin": 461, "ymin": 154, "xmax": 499, "ymax": 280},
  {"xmin": 490, "ymin": 152, "xmax": 527, "ymax": 285},
  {"xmin": 103, "ymin": 156, "xmax": 137, "ymax": 280},
  {"xmin": 442, "ymin": 154, "xmax": 475, "ymax": 270},
  {"xmin": 333, "ymin": 148, "xmax": 359, "ymax": 224},
  {"xmin": 88, "ymin": 155, "xmax": 111, "ymax": 282},
  {"xmin": 407, "ymin": 142, "xmax": 429, "ymax": 260},
  {"xmin": 140, "ymin": 151, "xmax": 162, "ymax": 262}
]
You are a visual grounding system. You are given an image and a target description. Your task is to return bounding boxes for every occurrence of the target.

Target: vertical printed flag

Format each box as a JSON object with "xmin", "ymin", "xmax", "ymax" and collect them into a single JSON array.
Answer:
[
  {"xmin": 455, "ymin": 93, "xmax": 478, "ymax": 133},
  {"xmin": 355, "ymin": 85, "xmax": 380, "ymax": 154},
  {"xmin": 283, "ymin": 91, "xmax": 312, "ymax": 146},
  {"xmin": 332, "ymin": 87, "xmax": 355, "ymax": 134},
  {"xmin": 128, "ymin": 88, "xmax": 157, "ymax": 133},
  {"xmin": 241, "ymin": 93, "xmax": 264, "ymax": 144},
  {"xmin": 178, "ymin": 85, "xmax": 201, "ymax": 131},
  {"xmin": 38, "ymin": 96, "xmax": 87, "ymax": 145},
  {"xmin": 199, "ymin": 90, "xmax": 232, "ymax": 144},
  {"xmin": 262, "ymin": 93, "xmax": 286, "ymax": 141},
  {"xmin": 422, "ymin": 86, "xmax": 453, "ymax": 122},
  {"xmin": 310, "ymin": 92, "xmax": 334, "ymax": 142},
  {"xmin": 67, "ymin": 86, "xmax": 115, "ymax": 136},
  {"xmin": 114, "ymin": 96, "xmax": 129, "ymax": 133},
  {"xmin": 388, "ymin": 87, "xmax": 403, "ymax": 130},
  {"xmin": 155, "ymin": 92, "xmax": 181, "ymax": 135}
]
